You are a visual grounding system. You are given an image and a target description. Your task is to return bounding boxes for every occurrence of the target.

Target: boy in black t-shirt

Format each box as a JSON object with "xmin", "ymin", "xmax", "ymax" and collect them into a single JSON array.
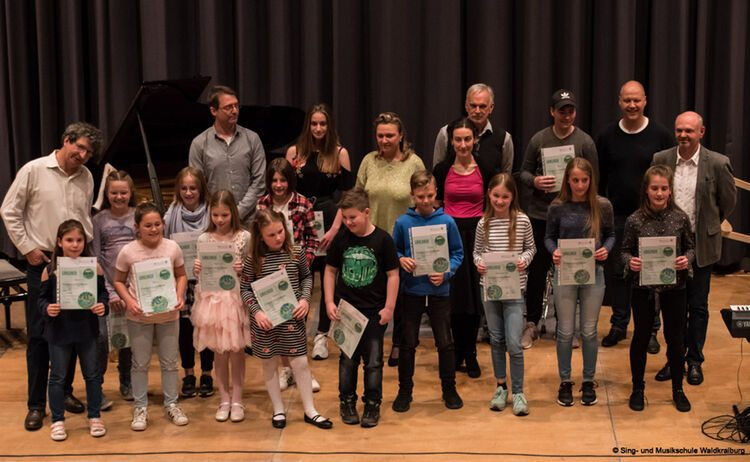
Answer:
[{"xmin": 324, "ymin": 188, "xmax": 400, "ymax": 428}]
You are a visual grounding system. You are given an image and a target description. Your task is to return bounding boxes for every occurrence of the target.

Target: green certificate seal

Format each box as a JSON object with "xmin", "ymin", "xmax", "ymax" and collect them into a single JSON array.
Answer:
[
  {"xmin": 660, "ymin": 268, "xmax": 676, "ymax": 284},
  {"xmin": 222, "ymin": 253, "xmax": 233, "ymax": 264},
  {"xmin": 433, "ymin": 257, "xmax": 449, "ymax": 272},
  {"xmin": 434, "ymin": 235, "xmax": 446, "ymax": 246},
  {"xmin": 563, "ymin": 155, "xmax": 574, "ymax": 164},
  {"xmin": 219, "ymin": 274, "xmax": 236, "ymax": 290},
  {"xmin": 663, "ymin": 247, "xmax": 674, "ymax": 257},
  {"xmin": 82, "ymin": 268, "xmax": 95, "ymax": 279},
  {"xmin": 151, "ymin": 295, "xmax": 169, "ymax": 312},
  {"xmin": 315, "ymin": 221, "xmax": 323, "ymax": 230},
  {"xmin": 111, "ymin": 333, "xmax": 127, "ymax": 349},
  {"xmin": 333, "ymin": 329, "xmax": 345, "ymax": 345},
  {"xmin": 280, "ymin": 303, "xmax": 294, "ymax": 320},
  {"xmin": 354, "ymin": 323, "xmax": 363, "ymax": 333},
  {"xmin": 581, "ymin": 248, "xmax": 593, "ymax": 258},
  {"xmin": 159, "ymin": 269, "xmax": 171, "ymax": 280},
  {"xmin": 486, "ymin": 285, "xmax": 502, "ymax": 300},
  {"xmin": 77, "ymin": 291, "xmax": 95, "ymax": 309},
  {"xmin": 506, "ymin": 262, "xmax": 517, "ymax": 272},
  {"xmin": 278, "ymin": 280, "xmax": 289, "ymax": 291},
  {"xmin": 574, "ymin": 269, "xmax": 590, "ymax": 284}
]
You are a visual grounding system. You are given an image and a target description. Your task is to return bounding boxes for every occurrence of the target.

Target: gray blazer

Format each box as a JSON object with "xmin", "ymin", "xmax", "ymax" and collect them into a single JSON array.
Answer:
[{"xmin": 652, "ymin": 146, "xmax": 737, "ymax": 267}]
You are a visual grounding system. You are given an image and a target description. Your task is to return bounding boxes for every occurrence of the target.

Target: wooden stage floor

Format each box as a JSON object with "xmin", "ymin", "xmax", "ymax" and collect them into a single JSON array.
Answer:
[{"xmin": 0, "ymin": 272, "xmax": 748, "ymax": 461}]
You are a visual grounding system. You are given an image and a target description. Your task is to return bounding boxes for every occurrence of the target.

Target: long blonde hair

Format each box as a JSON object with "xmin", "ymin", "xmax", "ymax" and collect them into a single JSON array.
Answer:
[
  {"xmin": 249, "ymin": 208, "xmax": 294, "ymax": 275},
  {"xmin": 292, "ymin": 103, "xmax": 342, "ymax": 174},
  {"xmin": 482, "ymin": 174, "xmax": 521, "ymax": 248},
  {"xmin": 555, "ymin": 157, "xmax": 600, "ymax": 240}
]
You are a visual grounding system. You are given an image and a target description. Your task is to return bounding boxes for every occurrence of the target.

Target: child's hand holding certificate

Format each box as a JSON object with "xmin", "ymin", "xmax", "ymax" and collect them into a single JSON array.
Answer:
[
  {"xmin": 638, "ymin": 236, "xmax": 677, "ymax": 286},
  {"xmin": 133, "ymin": 257, "xmax": 179, "ymax": 315},
  {"xmin": 328, "ymin": 299, "xmax": 369, "ymax": 358},
  {"xmin": 408, "ymin": 224, "xmax": 450, "ymax": 276},
  {"xmin": 558, "ymin": 238, "xmax": 595, "ymax": 286},
  {"xmin": 250, "ymin": 268, "xmax": 300, "ymax": 327},
  {"xmin": 482, "ymin": 252, "xmax": 521, "ymax": 301},
  {"xmin": 57, "ymin": 257, "xmax": 98, "ymax": 310},
  {"xmin": 197, "ymin": 241, "xmax": 237, "ymax": 292}
]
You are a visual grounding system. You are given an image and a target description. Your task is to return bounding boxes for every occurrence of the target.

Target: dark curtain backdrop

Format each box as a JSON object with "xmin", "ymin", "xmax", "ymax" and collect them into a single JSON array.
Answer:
[{"xmin": 1, "ymin": 0, "xmax": 748, "ymax": 263}]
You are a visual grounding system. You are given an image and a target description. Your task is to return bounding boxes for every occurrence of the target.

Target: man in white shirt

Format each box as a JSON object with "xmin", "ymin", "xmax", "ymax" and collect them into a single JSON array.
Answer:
[
  {"xmin": 1, "ymin": 122, "xmax": 102, "ymax": 430},
  {"xmin": 652, "ymin": 111, "xmax": 737, "ymax": 386}
]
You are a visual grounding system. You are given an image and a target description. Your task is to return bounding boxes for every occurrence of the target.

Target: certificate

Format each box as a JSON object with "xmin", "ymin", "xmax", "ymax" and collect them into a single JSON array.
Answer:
[
  {"xmin": 198, "ymin": 241, "xmax": 237, "ymax": 292},
  {"xmin": 106, "ymin": 312, "xmax": 130, "ymax": 350},
  {"xmin": 250, "ymin": 268, "xmax": 299, "ymax": 327},
  {"xmin": 133, "ymin": 258, "xmax": 179, "ymax": 315},
  {"xmin": 409, "ymin": 224, "xmax": 450, "ymax": 276},
  {"xmin": 541, "ymin": 145, "xmax": 575, "ymax": 192},
  {"xmin": 482, "ymin": 251, "xmax": 521, "ymax": 301},
  {"xmin": 639, "ymin": 236, "xmax": 677, "ymax": 286},
  {"xmin": 558, "ymin": 238, "xmax": 595, "ymax": 286},
  {"xmin": 313, "ymin": 211, "xmax": 326, "ymax": 256},
  {"xmin": 172, "ymin": 231, "xmax": 202, "ymax": 280},
  {"xmin": 328, "ymin": 299, "xmax": 369, "ymax": 358},
  {"xmin": 56, "ymin": 257, "xmax": 97, "ymax": 310}
]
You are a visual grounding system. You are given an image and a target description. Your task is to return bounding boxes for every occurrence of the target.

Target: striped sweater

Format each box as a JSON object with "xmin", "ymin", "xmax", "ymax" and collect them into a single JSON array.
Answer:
[
  {"xmin": 472, "ymin": 213, "xmax": 536, "ymax": 290},
  {"xmin": 240, "ymin": 246, "xmax": 312, "ymax": 316}
]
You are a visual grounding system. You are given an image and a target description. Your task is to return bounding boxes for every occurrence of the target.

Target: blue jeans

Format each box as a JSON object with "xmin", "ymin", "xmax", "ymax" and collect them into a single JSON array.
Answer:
[
  {"xmin": 685, "ymin": 262, "xmax": 712, "ymax": 366},
  {"xmin": 554, "ymin": 265, "xmax": 606, "ymax": 382},
  {"xmin": 48, "ymin": 339, "xmax": 101, "ymax": 422},
  {"xmin": 338, "ymin": 313, "xmax": 387, "ymax": 404},
  {"xmin": 482, "ymin": 296, "xmax": 524, "ymax": 394}
]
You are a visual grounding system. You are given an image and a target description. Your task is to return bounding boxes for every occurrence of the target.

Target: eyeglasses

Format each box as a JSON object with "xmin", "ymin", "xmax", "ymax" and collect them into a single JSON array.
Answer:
[{"xmin": 219, "ymin": 103, "xmax": 240, "ymax": 112}]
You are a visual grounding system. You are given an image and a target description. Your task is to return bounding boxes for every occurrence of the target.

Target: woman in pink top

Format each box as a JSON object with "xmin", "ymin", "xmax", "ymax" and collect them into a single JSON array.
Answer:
[{"xmin": 433, "ymin": 117, "xmax": 502, "ymax": 379}]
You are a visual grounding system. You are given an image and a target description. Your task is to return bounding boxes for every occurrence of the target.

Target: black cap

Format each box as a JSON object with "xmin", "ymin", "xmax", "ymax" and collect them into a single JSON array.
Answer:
[{"xmin": 551, "ymin": 89, "xmax": 577, "ymax": 110}]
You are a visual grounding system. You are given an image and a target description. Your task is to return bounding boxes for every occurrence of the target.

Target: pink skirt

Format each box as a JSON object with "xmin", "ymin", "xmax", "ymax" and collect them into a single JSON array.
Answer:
[{"xmin": 191, "ymin": 285, "xmax": 250, "ymax": 354}]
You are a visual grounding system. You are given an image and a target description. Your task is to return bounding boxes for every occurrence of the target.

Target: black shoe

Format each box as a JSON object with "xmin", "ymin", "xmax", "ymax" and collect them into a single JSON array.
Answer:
[
  {"xmin": 557, "ymin": 381, "xmax": 574, "ymax": 407},
  {"xmin": 465, "ymin": 355, "xmax": 481, "ymax": 378},
  {"xmin": 199, "ymin": 374, "xmax": 214, "ymax": 397},
  {"xmin": 673, "ymin": 389, "xmax": 691, "ymax": 412},
  {"xmin": 64, "ymin": 394, "xmax": 85, "ymax": 414},
  {"xmin": 340, "ymin": 398, "xmax": 359, "ymax": 425},
  {"xmin": 387, "ymin": 347, "xmax": 399, "ymax": 367},
  {"xmin": 581, "ymin": 381, "xmax": 598, "ymax": 406},
  {"xmin": 304, "ymin": 414, "xmax": 333, "ymax": 429},
  {"xmin": 601, "ymin": 327, "xmax": 625, "ymax": 347},
  {"xmin": 181, "ymin": 375, "xmax": 197, "ymax": 397},
  {"xmin": 686, "ymin": 364, "xmax": 703, "ymax": 385},
  {"xmin": 271, "ymin": 412, "xmax": 286, "ymax": 428},
  {"xmin": 244, "ymin": 346, "xmax": 253, "ymax": 356},
  {"xmin": 655, "ymin": 363, "xmax": 671, "ymax": 382},
  {"xmin": 629, "ymin": 388, "xmax": 645, "ymax": 411},
  {"xmin": 392, "ymin": 391, "xmax": 412, "ymax": 412},
  {"xmin": 647, "ymin": 333, "xmax": 660, "ymax": 354},
  {"xmin": 442, "ymin": 387, "xmax": 463, "ymax": 409},
  {"xmin": 360, "ymin": 401, "xmax": 380, "ymax": 428},
  {"xmin": 24, "ymin": 409, "xmax": 45, "ymax": 431}
]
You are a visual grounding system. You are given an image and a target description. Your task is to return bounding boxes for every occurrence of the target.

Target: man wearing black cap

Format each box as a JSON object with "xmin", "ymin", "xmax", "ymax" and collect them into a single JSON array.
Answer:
[{"xmin": 518, "ymin": 89, "xmax": 599, "ymax": 349}]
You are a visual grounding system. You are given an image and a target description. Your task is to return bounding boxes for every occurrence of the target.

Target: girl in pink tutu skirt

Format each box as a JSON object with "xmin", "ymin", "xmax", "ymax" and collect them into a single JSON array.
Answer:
[{"xmin": 192, "ymin": 190, "xmax": 251, "ymax": 422}]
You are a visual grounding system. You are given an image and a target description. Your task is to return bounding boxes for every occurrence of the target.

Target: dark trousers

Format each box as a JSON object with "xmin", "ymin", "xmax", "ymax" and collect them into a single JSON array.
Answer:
[
  {"xmin": 630, "ymin": 287, "xmax": 686, "ymax": 390},
  {"xmin": 338, "ymin": 313, "xmax": 387, "ymax": 404},
  {"xmin": 685, "ymin": 262, "xmax": 712, "ymax": 366},
  {"xmin": 49, "ymin": 339, "xmax": 101, "ymax": 421},
  {"xmin": 313, "ymin": 257, "xmax": 331, "ymax": 333},
  {"xmin": 452, "ymin": 313, "xmax": 481, "ymax": 362},
  {"xmin": 526, "ymin": 218, "xmax": 552, "ymax": 324},
  {"xmin": 27, "ymin": 261, "xmax": 75, "ymax": 411},
  {"xmin": 179, "ymin": 316, "xmax": 214, "ymax": 371},
  {"xmin": 398, "ymin": 295, "xmax": 456, "ymax": 391}
]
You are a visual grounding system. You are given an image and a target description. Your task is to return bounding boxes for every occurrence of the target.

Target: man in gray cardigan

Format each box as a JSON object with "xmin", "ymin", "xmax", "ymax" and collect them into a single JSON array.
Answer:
[{"xmin": 651, "ymin": 111, "xmax": 737, "ymax": 385}]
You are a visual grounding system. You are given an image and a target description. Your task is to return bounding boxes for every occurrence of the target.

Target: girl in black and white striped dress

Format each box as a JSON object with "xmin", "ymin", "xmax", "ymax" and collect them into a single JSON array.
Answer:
[{"xmin": 240, "ymin": 209, "xmax": 332, "ymax": 429}]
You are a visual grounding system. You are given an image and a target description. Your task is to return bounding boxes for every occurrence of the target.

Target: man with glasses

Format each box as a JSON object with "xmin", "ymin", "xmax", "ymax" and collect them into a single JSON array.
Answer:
[
  {"xmin": 189, "ymin": 85, "xmax": 266, "ymax": 224},
  {"xmin": 1, "ymin": 122, "xmax": 103, "ymax": 430}
]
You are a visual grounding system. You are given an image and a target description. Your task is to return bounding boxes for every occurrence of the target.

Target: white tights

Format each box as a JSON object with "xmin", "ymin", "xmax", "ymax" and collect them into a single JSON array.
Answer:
[{"xmin": 262, "ymin": 355, "xmax": 318, "ymax": 418}]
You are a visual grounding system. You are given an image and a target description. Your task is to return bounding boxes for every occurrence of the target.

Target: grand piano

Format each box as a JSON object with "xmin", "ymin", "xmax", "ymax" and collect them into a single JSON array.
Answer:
[{"xmin": 95, "ymin": 76, "xmax": 305, "ymax": 211}]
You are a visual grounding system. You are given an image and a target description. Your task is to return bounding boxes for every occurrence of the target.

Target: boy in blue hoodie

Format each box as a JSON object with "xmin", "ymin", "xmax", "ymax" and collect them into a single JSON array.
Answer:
[{"xmin": 390, "ymin": 170, "xmax": 464, "ymax": 412}]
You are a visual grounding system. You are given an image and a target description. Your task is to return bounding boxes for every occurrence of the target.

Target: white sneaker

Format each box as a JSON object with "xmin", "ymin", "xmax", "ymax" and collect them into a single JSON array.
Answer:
[
  {"xmin": 311, "ymin": 374, "xmax": 321, "ymax": 393},
  {"xmin": 312, "ymin": 333, "xmax": 329, "ymax": 360},
  {"xmin": 279, "ymin": 367, "xmax": 295, "ymax": 391},
  {"xmin": 131, "ymin": 407, "xmax": 148, "ymax": 431},
  {"xmin": 165, "ymin": 403, "xmax": 189, "ymax": 426}
]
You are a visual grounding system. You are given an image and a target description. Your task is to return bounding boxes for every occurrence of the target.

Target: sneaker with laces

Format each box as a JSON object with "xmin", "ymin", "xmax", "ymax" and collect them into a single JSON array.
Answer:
[
  {"xmin": 521, "ymin": 322, "xmax": 538, "ymax": 349},
  {"xmin": 557, "ymin": 381, "xmax": 574, "ymax": 407},
  {"xmin": 199, "ymin": 374, "xmax": 214, "ymax": 397},
  {"xmin": 279, "ymin": 367, "xmax": 294, "ymax": 391},
  {"xmin": 165, "ymin": 403, "xmax": 189, "ymax": 426},
  {"xmin": 581, "ymin": 381, "xmax": 597, "ymax": 406},
  {"xmin": 312, "ymin": 333, "xmax": 329, "ymax": 360},
  {"xmin": 131, "ymin": 407, "xmax": 148, "ymax": 431},
  {"xmin": 311, "ymin": 374, "xmax": 321, "ymax": 393},
  {"xmin": 100, "ymin": 394, "xmax": 113, "ymax": 411},
  {"xmin": 490, "ymin": 385, "xmax": 508, "ymax": 411},
  {"xmin": 512, "ymin": 393, "xmax": 529, "ymax": 416},
  {"xmin": 120, "ymin": 383, "xmax": 134, "ymax": 401},
  {"xmin": 340, "ymin": 397, "xmax": 359, "ymax": 425},
  {"xmin": 629, "ymin": 388, "xmax": 645, "ymax": 411},
  {"xmin": 392, "ymin": 390, "xmax": 412, "ymax": 412},
  {"xmin": 181, "ymin": 375, "xmax": 197, "ymax": 398},
  {"xmin": 360, "ymin": 401, "xmax": 380, "ymax": 428}
]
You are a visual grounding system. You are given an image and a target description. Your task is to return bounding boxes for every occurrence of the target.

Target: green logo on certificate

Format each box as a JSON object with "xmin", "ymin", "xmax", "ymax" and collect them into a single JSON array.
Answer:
[
  {"xmin": 159, "ymin": 269, "xmax": 170, "ymax": 280},
  {"xmin": 315, "ymin": 221, "xmax": 323, "ymax": 230},
  {"xmin": 151, "ymin": 296, "xmax": 168, "ymax": 312},
  {"xmin": 354, "ymin": 323, "xmax": 363, "ymax": 333},
  {"xmin": 333, "ymin": 329, "xmax": 345, "ymax": 345},
  {"xmin": 663, "ymin": 247, "xmax": 674, "ymax": 257},
  {"xmin": 278, "ymin": 280, "xmax": 289, "ymax": 291},
  {"xmin": 564, "ymin": 155, "xmax": 574, "ymax": 164},
  {"xmin": 77, "ymin": 292, "xmax": 95, "ymax": 309},
  {"xmin": 219, "ymin": 275, "xmax": 236, "ymax": 290},
  {"xmin": 111, "ymin": 333, "xmax": 127, "ymax": 349},
  {"xmin": 581, "ymin": 249, "xmax": 593, "ymax": 258},
  {"xmin": 660, "ymin": 268, "xmax": 676, "ymax": 284},
  {"xmin": 434, "ymin": 235, "xmax": 446, "ymax": 246},
  {"xmin": 280, "ymin": 303, "xmax": 294, "ymax": 320},
  {"xmin": 574, "ymin": 270, "xmax": 590, "ymax": 284},
  {"xmin": 506, "ymin": 262, "xmax": 516, "ymax": 272},
  {"xmin": 433, "ymin": 257, "xmax": 449, "ymax": 272},
  {"xmin": 222, "ymin": 253, "xmax": 233, "ymax": 263},
  {"xmin": 487, "ymin": 285, "xmax": 502, "ymax": 300},
  {"xmin": 82, "ymin": 268, "xmax": 95, "ymax": 279}
]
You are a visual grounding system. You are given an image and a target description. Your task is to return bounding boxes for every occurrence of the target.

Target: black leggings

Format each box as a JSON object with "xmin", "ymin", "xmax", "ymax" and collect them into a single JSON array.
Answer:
[{"xmin": 179, "ymin": 316, "xmax": 214, "ymax": 372}]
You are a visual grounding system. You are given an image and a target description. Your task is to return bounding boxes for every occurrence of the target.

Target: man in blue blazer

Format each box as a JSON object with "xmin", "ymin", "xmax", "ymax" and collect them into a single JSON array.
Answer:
[{"xmin": 651, "ymin": 111, "xmax": 737, "ymax": 385}]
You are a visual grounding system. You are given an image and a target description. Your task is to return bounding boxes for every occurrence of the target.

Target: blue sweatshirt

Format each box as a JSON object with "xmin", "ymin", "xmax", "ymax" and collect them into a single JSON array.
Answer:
[{"xmin": 392, "ymin": 207, "xmax": 464, "ymax": 297}]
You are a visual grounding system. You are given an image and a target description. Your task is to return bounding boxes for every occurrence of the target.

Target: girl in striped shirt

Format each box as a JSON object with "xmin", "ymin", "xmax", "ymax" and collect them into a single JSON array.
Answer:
[{"xmin": 473, "ymin": 173, "xmax": 536, "ymax": 416}]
